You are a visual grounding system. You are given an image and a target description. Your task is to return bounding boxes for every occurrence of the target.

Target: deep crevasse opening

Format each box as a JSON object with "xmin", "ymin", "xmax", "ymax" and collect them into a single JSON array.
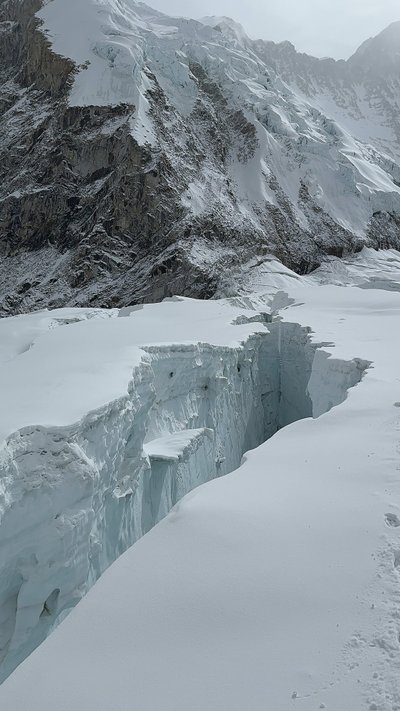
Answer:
[{"xmin": 0, "ymin": 317, "xmax": 369, "ymax": 682}]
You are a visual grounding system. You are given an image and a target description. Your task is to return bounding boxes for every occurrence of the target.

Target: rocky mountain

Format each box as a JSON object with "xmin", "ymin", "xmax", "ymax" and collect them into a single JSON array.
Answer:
[
  {"xmin": 349, "ymin": 20, "xmax": 400, "ymax": 76},
  {"xmin": 0, "ymin": 0, "xmax": 399, "ymax": 315}
]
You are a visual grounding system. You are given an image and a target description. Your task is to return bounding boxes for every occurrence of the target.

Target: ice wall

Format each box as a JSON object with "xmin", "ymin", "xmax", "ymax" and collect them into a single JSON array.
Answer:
[{"xmin": 0, "ymin": 320, "xmax": 368, "ymax": 682}]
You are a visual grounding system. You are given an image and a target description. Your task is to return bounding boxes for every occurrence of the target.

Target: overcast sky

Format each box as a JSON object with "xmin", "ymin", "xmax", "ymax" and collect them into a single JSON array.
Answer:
[{"xmin": 148, "ymin": 0, "xmax": 400, "ymax": 58}]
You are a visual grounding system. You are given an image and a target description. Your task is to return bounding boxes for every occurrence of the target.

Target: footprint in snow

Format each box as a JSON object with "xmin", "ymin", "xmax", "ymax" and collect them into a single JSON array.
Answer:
[{"xmin": 385, "ymin": 513, "xmax": 400, "ymax": 528}]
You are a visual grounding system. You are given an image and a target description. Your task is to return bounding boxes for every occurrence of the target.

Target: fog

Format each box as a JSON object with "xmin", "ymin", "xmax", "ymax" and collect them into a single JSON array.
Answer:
[{"xmin": 147, "ymin": 0, "xmax": 399, "ymax": 58}]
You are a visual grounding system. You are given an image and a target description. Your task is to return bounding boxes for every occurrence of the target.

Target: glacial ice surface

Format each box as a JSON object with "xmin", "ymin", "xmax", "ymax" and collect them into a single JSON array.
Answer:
[
  {"xmin": 0, "ymin": 292, "xmax": 368, "ymax": 683},
  {"xmin": 1, "ymin": 254, "xmax": 399, "ymax": 710}
]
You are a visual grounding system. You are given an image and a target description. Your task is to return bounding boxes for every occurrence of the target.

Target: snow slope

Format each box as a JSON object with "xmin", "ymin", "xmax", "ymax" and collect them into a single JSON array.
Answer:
[
  {"xmin": 1, "ymin": 251, "xmax": 400, "ymax": 709},
  {"xmin": 2, "ymin": 1, "xmax": 400, "ymax": 314},
  {"xmin": 36, "ymin": 0, "xmax": 400, "ymax": 237},
  {"xmin": 0, "ymin": 296, "xmax": 272, "ymax": 679},
  {"xmin": 0, "ymin": 270, "xmax": 367, "ymax": 683},
  {"xmin": 2, "ymin": 291, "xmax": 363, "ymax": 680},
  {"xmin": 222, "ymin": 247, "xmax": 400, "ymax": 295}
]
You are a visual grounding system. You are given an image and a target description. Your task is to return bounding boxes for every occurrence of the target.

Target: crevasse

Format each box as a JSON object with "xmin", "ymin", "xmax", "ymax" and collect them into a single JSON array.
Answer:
[{"xmin": 0, "ymin": 317, "xmax": 368, "ymax": 682}]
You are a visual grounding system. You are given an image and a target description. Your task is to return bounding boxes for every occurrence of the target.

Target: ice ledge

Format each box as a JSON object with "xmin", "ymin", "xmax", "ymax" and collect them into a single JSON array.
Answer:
[{"xmin": 144, "ymin": 429, "xmax": 214, "ymax": 462}]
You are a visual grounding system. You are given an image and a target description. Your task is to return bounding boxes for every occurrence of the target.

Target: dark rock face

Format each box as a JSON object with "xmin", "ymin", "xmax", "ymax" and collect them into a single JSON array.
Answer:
[
  {"xmin": 0, "ymin": 0, "xmax": 399, "ymax": 314},
  {"xmin": 0, "ymin": 2, "xmax": 191, "ymax": 312}
]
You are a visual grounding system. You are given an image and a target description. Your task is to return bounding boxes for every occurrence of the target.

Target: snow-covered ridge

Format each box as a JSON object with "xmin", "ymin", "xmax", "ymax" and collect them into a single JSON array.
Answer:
[
  {"xmin": 1, "ymin": 2, "xmax": 400, "ymax": 314},
  {"xmin": 37, "ymin": 0, "xmax": 203, "ymax": 111},
  {"xmin": 36, "ymin": 0, "xmax": 400, "ymax": 240},
  {"xmin": 349, "ymin": 21, "xmax": 400, "ymax": 74},
  {"xmin": 199, "ymin": 15, "xmax": 249, "ymax": 46},
  {"xmin": 0, "ymin": 295, "xmax": 367, "ymax": 681}
]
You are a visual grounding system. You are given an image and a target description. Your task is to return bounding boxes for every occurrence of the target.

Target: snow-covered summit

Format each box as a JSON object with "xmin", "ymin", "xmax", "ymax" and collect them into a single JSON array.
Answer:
[
  {"xmin": 198, "ymin": 15, "xmax": 249, "ymax": 46},
  {"xmin": 348, "ymin": 20, "xmax": 400, "ymax": 74}
]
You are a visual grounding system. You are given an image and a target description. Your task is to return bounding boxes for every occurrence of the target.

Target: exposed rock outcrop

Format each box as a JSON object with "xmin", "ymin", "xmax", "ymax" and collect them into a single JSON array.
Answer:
[{"xmin": 0, "ymin": 0, "xmax": 399, "ymax": 314}]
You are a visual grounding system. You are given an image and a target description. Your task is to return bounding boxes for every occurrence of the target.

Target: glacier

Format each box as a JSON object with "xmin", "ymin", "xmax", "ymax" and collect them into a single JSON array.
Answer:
[
  {"xmin": 0, "ymin": 2, "xmax": 400, "ymax": 706},
  {"xmin": 0, "ymin": 251, "xmax": 400, "ymax": 709},
  {"xmin": 0, "ymin": 292, "xmax": 368, "ymax": 682}
]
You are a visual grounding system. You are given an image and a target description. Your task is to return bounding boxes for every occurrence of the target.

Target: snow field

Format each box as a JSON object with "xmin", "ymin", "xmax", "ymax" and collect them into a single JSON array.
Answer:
[
  {"xmin": 0, "ymin": 295, "xmax": 366, "ymax": 682},
  {"xmin": 1, "ymin": 272, "xmax": 400, "ymax": 708}
]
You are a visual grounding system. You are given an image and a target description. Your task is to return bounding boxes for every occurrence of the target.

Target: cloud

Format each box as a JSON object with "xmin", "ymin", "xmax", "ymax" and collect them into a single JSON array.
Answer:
[{"xmin": 148, "ymin": 0, "xmax": 400, "ymax": 58}]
